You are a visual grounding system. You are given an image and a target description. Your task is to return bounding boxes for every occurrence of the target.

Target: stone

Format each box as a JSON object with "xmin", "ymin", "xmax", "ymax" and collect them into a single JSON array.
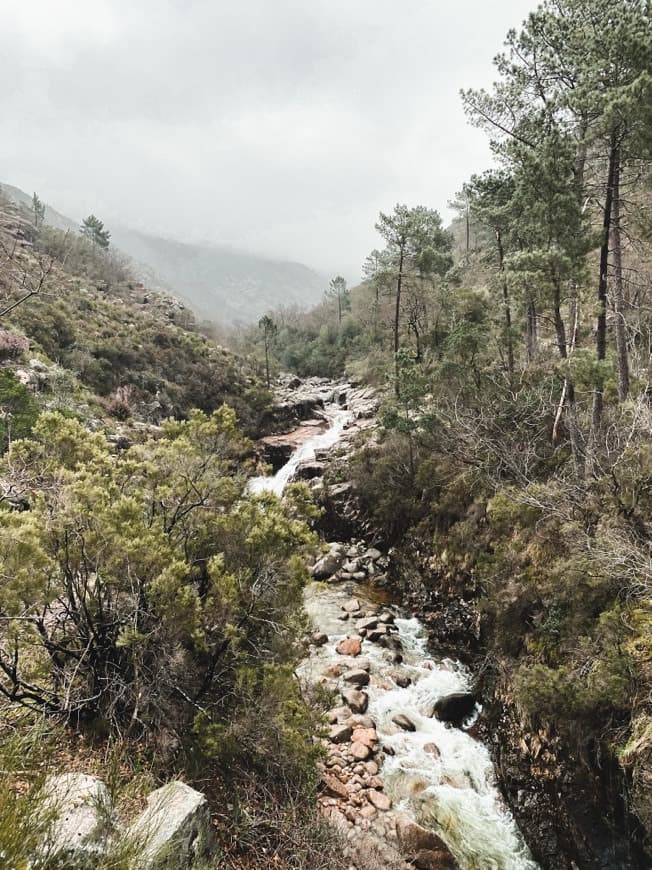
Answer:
[
  {"xmin": 433, "ymin": 692, "xmax": 477, "ymax": 725},
  {"xmin": 394, "ymin": 674, "xmax": 412, "ymax": 688},
  {"xmin": 423, "ymin": 743, "xmax": 441, "ymax": 759},
  {"xmin": 329, "ymin": 724, "xmax": 353, "ymax": 744},
  {"xmin": 128, "ymin": 781, "xmax": 214, "ymax": 869},
  {"xmin": 336, "ymin": 612, "xmax": 350, "ymax": 620},
  {"xmin": 336, "ymin": 637, "xmax": 362, "ymax": 657},
  {"xmin": 351, "ymin": 728, "xmax": 378, "ymax": 749},
  {"xmin": 392, "ymin": 713, "xmax": 416, "ymax": 732},
  {"xmin": 343, "ymin": 668, "xmax": 370, "ymax": 687},
  {"xmin": 342, "ymin": 689, "xmax": 369, "ymax": 714},
  {"xmin": 312, "ymin": 632, "xmax": 328, "ymax": 646},
  {"xmin": 367, "ymin": 627, "xmax": 388, "ymax": 642},
  {"xmin": 342, "ymin": 598, "xmax": 361, "ymax": 613},
  {"xmin": 364, "ymin": 548, "xmax": 382, "ymax": 561},
  {"xmin": 322, "ymin": 774, "xmax": 349, "ymax": 800},
  {"xmin": 414, "ymin": 849, "xmax": 457, "ymax": 869},
  {"xmin": 364, "ymin": 761, "xmax": 379, "ymax": 776},
  {"xmin": 366, "ymin": 790, "xmax": 392, "ymax": 811},
  {"xmin": 311, "ymin": 547, "xmax": 345, "ymax": 580},
  {"xmin": 395, "ymin": 816, "xmax": 450, "ymax": 856},
  {"xmin": 350, "ymin": 742, "xmax": 371, "ymax": 761},
  {"xmin": 323, "ymin": 662, "xmax": 346, "ymax": 679},
  {"xmin": 42, "ymin": 773, "xmax": 114, "ymax": 863},
  {"xmin": 355, "ymin": 616, "xmax": 379, "ymax": 632}
]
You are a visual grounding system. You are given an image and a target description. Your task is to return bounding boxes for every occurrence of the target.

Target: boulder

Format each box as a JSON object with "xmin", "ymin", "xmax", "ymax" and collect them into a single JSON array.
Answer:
[
  {"xmin": 395, "ymin": 816, "xmax": 450, "ymax": 856},
  {"xmin": 355, "ymin": 616, "xmax": 378, "ymax": 632},
  {"xmin": 342, "ymin": 598, "xmax": 361, "ymax": 613},
  {"xmin": 414, "ymin": 849, "xmax": 457, "ymax": 869},
  {"xmin": 329, "ymin": 724, "xmax": 353, "ymax": 744},
  {"xmin": 311, "ymin": 546, "xmax": 345, "ymax": 579},
  {"xmin": 433, "ymin": 692, "xmax": 477, "ymax": 725},
  {"xmin": 311, "ymin": 632, "xmax": 328, "ymax": 646},
  {"xmin": 366, "ymin": 790, "xmax": 392, "ymax": 811},
  {"xmin": 394, "ymin": 674, "xmax": 412, "ymax": 688},
  {"xmin": 392, "ymin": 713, "xmax": 416, "ymax": 732},
  {"xmin": 322, "ymin": 774, "xmax": 349, "ymax": 800},
  {"xmin": 364, "ymin": 548, "xmax": 382, "ymax": 561},
  {"xmin": 42, "ymin": 773, "xmax": 114, "ymax": 862},
  {"xmin": 128, "ymin": 781, "xmax": 214, "ymax": 869},
  {"xmin": 350, "ymin": 742, "xmax": 371, "ymax": 761},
  {"xmin": 352, "ymin": 728, "xmax": 378, "ymax": 749},
  {"xmin": 342, "ymin": 688, "xmax": 369, "ymax": 714},
  {"xmin": 336, "ymin": 637, "xmax": 362, "ymax": 657},
  {"xmin": 342, "ymin": 668, "xmax": 370, "ymax": 687}
]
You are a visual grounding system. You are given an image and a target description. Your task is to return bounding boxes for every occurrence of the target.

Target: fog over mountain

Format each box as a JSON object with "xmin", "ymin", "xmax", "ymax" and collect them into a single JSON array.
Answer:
[{"xmin": 1, "ymin": 0, "xmax": 534, "ymax": 281}]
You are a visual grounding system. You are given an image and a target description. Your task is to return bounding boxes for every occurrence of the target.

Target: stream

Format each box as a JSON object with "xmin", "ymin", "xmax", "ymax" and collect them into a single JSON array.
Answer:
[{"xmin": 252, "ymin": 404, "xmax": 539, "ymax": 869}]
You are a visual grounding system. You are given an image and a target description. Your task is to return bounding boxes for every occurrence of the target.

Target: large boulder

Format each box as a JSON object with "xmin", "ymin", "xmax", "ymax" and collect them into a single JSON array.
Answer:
[
  {"xmin": 432, "ymin": 692, "xmax": 477, "ymax": 725},
  {"xmin": 42, "ymin": 773, "xmax": 114, "ymax": 863},
  {"xmin": 395, "ymin": 817, "xmax": 456, "ymax": 868},
  {"xmin": 311, "ymin": 544, "xmax": 346, "ymax": 579},
  {"xmin": 128, "ymin": 781, "xmax": 214, "ymax": 869},
  {"xmin": 342, "ymin": 688, "xmax": 369, "ymax": 714}
]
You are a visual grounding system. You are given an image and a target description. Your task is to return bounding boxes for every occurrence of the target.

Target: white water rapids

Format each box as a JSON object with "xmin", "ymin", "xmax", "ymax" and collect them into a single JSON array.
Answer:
[{"xmin": 252, "ymin": 404, "xmax": 539, "ymax": 869}]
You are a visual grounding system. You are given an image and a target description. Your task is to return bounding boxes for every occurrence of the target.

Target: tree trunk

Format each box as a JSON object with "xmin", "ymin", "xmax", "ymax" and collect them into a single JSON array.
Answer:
[
  {"xmin": 526, "ymin": 297, "xmax": 538, "ymax": 362},
  {"xmin": 611, "ymin": 159, "xmax": 630, "ymax": 402},
  {"xmin": 394, "ymin": 248, "xmax": 404, "ymax": 397},
  {"xmin": 552, "ymin": 272, "xmax": 567, "ymax": 359},
  {"xmin": 495, "ymin": 228, "xmax": 514, "ymax": 379},
  {"xmin": 590, "ymin": 132, "xmax": 618, "ymax": 445}
]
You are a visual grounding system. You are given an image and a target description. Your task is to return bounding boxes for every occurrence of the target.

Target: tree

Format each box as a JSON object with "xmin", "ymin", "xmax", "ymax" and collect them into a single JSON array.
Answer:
[
  {"xmin": 326, "ymin": 275, "xmax": 350, "ymax": 324},
  {"xmin": 462, "ymin": 0, "xmax": 652, "ymax": 449},
  {"xmin": 80, "ymin": 214, "xmax": 111, "ymax": 249},
  {"xmin": 373, "ymin": 204, "xmax": 452, "ymax": 393},
  {"xmin": 258, "ymin": 314, "xmax": 278, "ymax": 387},
  {"xmin": 31, "ymin": 193, "xmax": 45, "ymax": 234}
]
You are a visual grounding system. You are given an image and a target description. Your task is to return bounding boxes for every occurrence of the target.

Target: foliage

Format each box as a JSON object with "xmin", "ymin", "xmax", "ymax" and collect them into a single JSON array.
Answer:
[{"xmin": 0, "ymin": 369, "xmax": 40, "ymax": 452}]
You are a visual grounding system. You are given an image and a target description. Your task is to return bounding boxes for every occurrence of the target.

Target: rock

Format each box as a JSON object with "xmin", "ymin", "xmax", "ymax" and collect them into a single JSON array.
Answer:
[
  {"xmin": 342, "ymin": 689, "xmax": 369, "ymax": 714},
  {"xmin": 128, "ymin": 781, "xmax": 213, "ymax": 869},
  {"xmin": 414, "ymin": 849, "xmax": 457, "ymax": 869},
  {"xmin": 364, "ymin": 548, "xmax": 382, "ymax": 561},
  {"xmin": 355, "ymin": 658, "xmax": 372, "ymax": 672},
  {"xmin": 366, "ymin": 790, "xmax": 392, "ymax": 811},
  {"xmin": 355, "ymin": 616, "xmax": 379, "ymax": 633},
  {"xmin": 350, "ymin": 742, "xmax": 371, "ymax": 761},
  {"xmin": 343, "ymin": 668, "xmax": 370, "ymax": 687},
  {"xmin": 433, "ymin": 692, "xmax": 477, "ymax": 725},
  {"xmin": 352, "ymin": 728, "xmax": 378, "ymax": 749},
  {"xmin": 296, "ymin": 461, "xmax": 326, "ymax": 480},
  {"xmin": 336, "ymin": 612, "xmax": 350, "ymax": 620},
  {"xmin": 336, "ymin": 637, "xmax": 362, "ymax": 657},
  {"xmin": 42, "ymin": 773, "xmax": 114, "ymax": 862},
  {"xmin": 312, "ymin": 632, "xmax": 328, "ymax": 646},
  {"xmin": 378, "ymin": 611, "xmax": 395, "ymax": 624},
  {"xmin": 342, "ymin": 598, "xmax": 361, "ymax": 613},
  {"xmin": 329, "ymin": 724, "xmax": 353, "ymax": 744},
  {"xmin": 323, "ymin": 662, "xmax": 346, "ymax": 679},
  {"xmin": 395, "ymin": 816, "xmax": 450, "ymax": 856},
  {"xmin": 366, "ymin": 627, "xmax": 388, "ymax": 642},
  {"xmin": 424, "ymin": 743, "xmax": 441, "ymax": 759},
  {"xmin": 394, "ymin": 674, "xmax": 412, "ymax": 688},
  {"xmin": 322, "ymin": 774, "xmax": 350, "ymax": 800},
  {"xmin": 392, "ymin": 713, "xmax": 416, "ymax": 732},
  {"xmin": 311, "ymin": 546, "xmax": 345, "ymax": 579}
]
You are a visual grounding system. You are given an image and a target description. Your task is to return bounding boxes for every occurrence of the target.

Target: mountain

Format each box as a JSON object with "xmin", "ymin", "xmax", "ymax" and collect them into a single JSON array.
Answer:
[
  {"xmin": 0, "ymin": 182, "xmax": 327, "ymax": 324},
  {"xmin": 109, "ymin": 225, "xmax": 326, "ymax": 324}
]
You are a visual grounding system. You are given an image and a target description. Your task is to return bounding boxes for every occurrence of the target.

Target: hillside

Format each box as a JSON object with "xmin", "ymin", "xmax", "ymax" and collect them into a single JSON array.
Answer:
[{"xmin": 1, "ymin": 183, "xmax": 327, "ymax": 324}]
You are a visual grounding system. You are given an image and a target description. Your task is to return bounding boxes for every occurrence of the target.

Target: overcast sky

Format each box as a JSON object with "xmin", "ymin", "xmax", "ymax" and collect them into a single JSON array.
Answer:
[{"xmin": 1, "ymin": 0, "xmax": 535, "ymax": 278}]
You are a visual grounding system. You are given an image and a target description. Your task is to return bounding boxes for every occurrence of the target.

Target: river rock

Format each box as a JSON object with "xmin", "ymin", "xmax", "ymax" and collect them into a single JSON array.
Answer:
[
  {"xmin": 395, "ymin": 816, "xmax": 451, "ymax": 856},
  {"xmin": 343, "ymin": 668, "xmax": 370, "ymax": 687},
  {"xmin": 322, "ymin": 773, "xmax": 349, "ymax": 800},
  {"xmin": 336, "ymin": 637, "xmax": 362, "ymax": 657},
  {"xmin": 350, "ymin": 742, "xmax": 371, "ymax": 761},
  {"xmin": 424, "ymin": 743, "xmax": 441, "ymax": 759},
  {"xmin": 312, "ymin": 632, "xmax": 328, "ymax": 646},
  {"xmin": 128, "ymin": 781, "xmax": 214, "ymax": 869},
  {"xmin": 366, "ymin": 790, "xmax": 392, "ymax": 811},
  {"xmin": 354, "ymin": 616, "xmax": 378, "ymax": 632},
  {"xmin": 392, "ymin": 713, "xmax": 416, "ymax": 732},
  {"xmin": 311, "ymin": 545, "xmax": 345, "ymax": 579},
  {"xmin": 329, "ymin": 724, "xmax": 353, "ymax": 744},
  {"xmin": 342, "ymin": 688, "xmax": 369, "ymax": 714},
  {"xmin": 394, "ymin": 674, "xmax": 412, "ymax": 688},
  {"xmin": 433, "ymin": 692, "xmax": 477, "ymax": 725},
  {"xmin": 342, "ymin": 598, "xmax": 361, "ymax": 613},
  {"xmin": 364, "ymin": 548, "xmax": 382, "ymax": 561},
  {"xmin": 352, "ymin": 728, "xmax": 378, "ymax": 749}
]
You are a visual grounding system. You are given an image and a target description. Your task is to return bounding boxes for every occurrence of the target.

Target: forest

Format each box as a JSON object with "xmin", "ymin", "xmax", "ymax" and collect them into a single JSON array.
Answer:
[{"xmin": 0, "ymin": 0, "xmax": 650, "ymax": 868}]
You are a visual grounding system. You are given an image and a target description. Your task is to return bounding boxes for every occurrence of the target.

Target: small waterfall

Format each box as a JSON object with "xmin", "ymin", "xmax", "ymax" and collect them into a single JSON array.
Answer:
[{"xmin": 249, "ymin": 406, "xmax": 352, "ymax": 496}]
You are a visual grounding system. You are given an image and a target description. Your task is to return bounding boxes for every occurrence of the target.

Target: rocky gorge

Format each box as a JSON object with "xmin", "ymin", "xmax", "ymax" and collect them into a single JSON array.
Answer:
[{"xmin": 253, "ymin": 376, "xmax": 647, "ymax": 870}]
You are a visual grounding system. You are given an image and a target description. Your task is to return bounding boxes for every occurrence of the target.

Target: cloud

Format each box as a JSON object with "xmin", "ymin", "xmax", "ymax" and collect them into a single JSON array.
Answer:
[{"xmin": 1, "ymin": 0, "xmax": 535, "ymax": 276}]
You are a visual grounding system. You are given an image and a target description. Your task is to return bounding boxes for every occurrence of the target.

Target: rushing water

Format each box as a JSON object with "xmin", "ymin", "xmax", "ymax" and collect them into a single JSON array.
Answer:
[
  {"xmin": 255, "ymin": 404, "xmax": 539, "ymax": 869},
  {"xmin": 248, "ymin": 406, "xmax": 352, "ymax": 497}
]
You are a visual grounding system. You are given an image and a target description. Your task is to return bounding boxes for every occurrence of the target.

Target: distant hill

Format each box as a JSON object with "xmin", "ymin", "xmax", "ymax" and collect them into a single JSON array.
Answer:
[
  {"xmin": 0, "ymin": 183, "xmax": 327, "ymax": 324},
  {"xmin": 109, "ymin": 225, "xmax": 326, "ymax": 324}
]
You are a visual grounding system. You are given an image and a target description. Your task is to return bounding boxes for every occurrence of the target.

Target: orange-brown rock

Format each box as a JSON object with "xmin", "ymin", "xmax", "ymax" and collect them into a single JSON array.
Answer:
[
  {"xmin": 336, "ymin": 637, "xmax": 362, "ymax": 657},
  {"xmin": 352, "ymin": 727, "xmax": 378, "ymax": 749},
  {"xmin": 322, "ymin": 773, "xmax": 349, "ymax": 800},
  {"xmin": 366, "ymin": 790, "xmax": 392, "ymax": 811}
]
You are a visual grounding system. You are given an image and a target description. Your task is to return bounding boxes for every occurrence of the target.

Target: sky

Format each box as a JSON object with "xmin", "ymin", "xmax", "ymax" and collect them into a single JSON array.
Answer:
[{"xmin": 0, "ymin": 0, "xmax": 536, "ymax": 278}]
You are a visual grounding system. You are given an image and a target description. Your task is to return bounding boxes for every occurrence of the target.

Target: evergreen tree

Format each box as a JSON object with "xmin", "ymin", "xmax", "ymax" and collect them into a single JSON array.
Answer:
[{"xmin": 80, "ymin": 214, "xmax": 111, "ymax": 249}]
